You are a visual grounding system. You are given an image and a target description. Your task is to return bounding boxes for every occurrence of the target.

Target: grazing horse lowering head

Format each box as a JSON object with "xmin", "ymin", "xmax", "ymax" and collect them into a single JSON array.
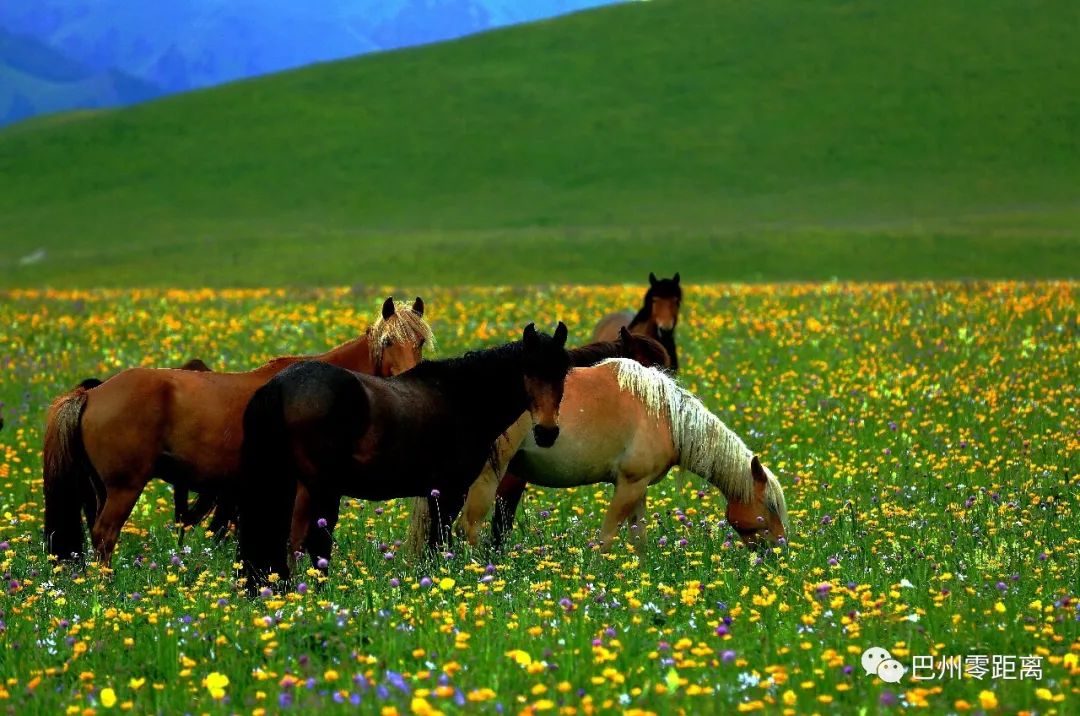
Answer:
[
  {"xmin": 370, "ymin": 296, "xmax": 433, "ymax": 376},
  {"xmin": 646, "ymin": 272, "xmax": 682, "ymax": 336},
  {"xmin": 521, "ymin": 322, "xmax": 571, "ymax": 448},
  {"xmin": 725, "ymin": 456, "xmax": 789, "ymax": 549}
]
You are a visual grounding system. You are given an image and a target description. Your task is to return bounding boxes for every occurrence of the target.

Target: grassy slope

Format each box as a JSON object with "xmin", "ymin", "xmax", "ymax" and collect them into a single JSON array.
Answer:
[{"xmin": 1, "ymin": 0, "xmax": 1079, "ymax": 286}]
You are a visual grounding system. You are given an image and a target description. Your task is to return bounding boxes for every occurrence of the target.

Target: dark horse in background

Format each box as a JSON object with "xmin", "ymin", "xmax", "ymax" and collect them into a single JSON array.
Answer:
[
  {"xmin": 592, "ymin": 272, "xmax": 682, "ymax": 372},
  {"xmin": 413, "ymin": 327, "xmax": 672, "ymax": 554},
  {"xmin": 236, "ymin": 323, "xmax": 572, "ymax": 593}
]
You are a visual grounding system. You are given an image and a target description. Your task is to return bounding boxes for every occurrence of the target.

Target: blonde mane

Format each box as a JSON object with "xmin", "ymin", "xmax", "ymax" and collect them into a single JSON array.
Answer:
[
  {"xmin": 599, "ymin": 358, "xmax": 788, "ymax": 529},
  {"xmin": 367, "ymin": 302, "xmax": 436, "ymax": 365}
]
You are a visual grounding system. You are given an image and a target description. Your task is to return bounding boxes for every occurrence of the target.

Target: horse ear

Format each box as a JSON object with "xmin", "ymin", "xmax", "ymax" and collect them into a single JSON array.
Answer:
[
  {"xmin": 412, "ymin": 296, "xmax": 424, "ymax": 317},
  {"xmin": 673, "ymin": 272, "xmax": 680, "ymax": 284},
  {"xmin": 523, "ymin": 323, "xmax": 538, "ymax": 347},
  {"xmin": 649, "ymin": 272, "xmax": 658, "ymax": 286},
  {"xmin": 382, "ymin": 296, "xmax": 396, "ymax": 320},
  {"xmin": 619, "ymin": 326, "xmax": 632, "ymax": 346},
  {"xmin": 553, "ymin": 321, "xmax": 568, "ymax": 346},
  {"xmin": 751, "ymin": 456, "xmax": 768, "ymax": 484}
]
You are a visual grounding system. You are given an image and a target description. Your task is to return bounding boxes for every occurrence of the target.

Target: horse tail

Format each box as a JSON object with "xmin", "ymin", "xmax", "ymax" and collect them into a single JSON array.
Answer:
[
  {"xmin": 43, "ymin": 387, "xmax": 98, "ymax": 560},
  {"xmin": 404, "ymin": 497, "xmax": 432, "ymax": 558}
]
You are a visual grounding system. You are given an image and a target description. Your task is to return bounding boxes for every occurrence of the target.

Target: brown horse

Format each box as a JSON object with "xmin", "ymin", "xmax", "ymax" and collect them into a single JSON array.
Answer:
[
  {"xmin": 43, "ymin": 297, "xmax": 433, "ymax": 565},
  {"xmin": 236, "ymin": 323, "xmax": 572, "ymax": 592},
  {"xmin": 451, "ymin": 358, "xmax": 788, "ymax": 553},
  {"xmin": 410, "ymin": 327, "xmax": 672, "ymax": 553},
  {"xmin": 74, "ymin": 357, "xmax": 214, "ymax": 535},
  {"xmin": 593, "ymin": 272, "xmax": 682, "ymax": 372}
]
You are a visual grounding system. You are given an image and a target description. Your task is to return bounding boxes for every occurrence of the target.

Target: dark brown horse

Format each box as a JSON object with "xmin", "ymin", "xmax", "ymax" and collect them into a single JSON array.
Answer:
[
  {"xmin": 43, "ymin": 297, "xmax": 432, "ymax": 565},
  {"xmin": 236, "ymin": 323, "xmax": 572, "ymax": 592},
  {"xmin": 593, "ymin": 272, "xmax": 682, "ymax": 371},
  {"xmin": 410, "ymin": 327, "xmax": 672, "ymax": 554}
]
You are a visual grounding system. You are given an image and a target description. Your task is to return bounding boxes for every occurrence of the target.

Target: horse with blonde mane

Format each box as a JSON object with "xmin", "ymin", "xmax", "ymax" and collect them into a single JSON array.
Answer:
[
  {"xmin": 43, "ymin": 297, "xmax": 433, "ymax": 565},
  {"xmin": 409, "ymin": 327, "xmax": 671, "ymax": 553},
  {"xmin": 427, "ymin": 358, "xmax": 788, "ymax": 553}
]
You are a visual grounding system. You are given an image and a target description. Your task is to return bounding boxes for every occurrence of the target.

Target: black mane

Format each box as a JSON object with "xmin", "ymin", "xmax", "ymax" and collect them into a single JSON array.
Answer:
[{"xmin": 406, "ymin": 337, "xmax": 565, "ymax": 389}]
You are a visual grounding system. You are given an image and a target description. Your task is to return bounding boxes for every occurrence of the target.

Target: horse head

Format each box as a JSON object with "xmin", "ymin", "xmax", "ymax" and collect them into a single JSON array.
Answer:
[
  {"xmin": 521, "ymin": 322, "xmax": 571, "ymax": 448},
  {"xmin": 725, "ymin": 456, "xmax": 788, "ymax": 549},
  {"xmin": 373, "ymin": 296, "xmax": 432, "ymax": 377},
  {"xmin": 647, "ymin": 272, "xmax": 682, "ymax": 336}
]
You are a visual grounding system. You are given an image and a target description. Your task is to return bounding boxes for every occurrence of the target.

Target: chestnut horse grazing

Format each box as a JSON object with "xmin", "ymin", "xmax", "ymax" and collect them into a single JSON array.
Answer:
[
  {"xmin": 593, "ymin": 272, "xmax": 682, "ymax": 371},
  {"xmin": 407, "ymin": 327, "xmax": 672, "ymax": 554},
  {"xmin": 43, "ymin": 297, "xmax": 432, "ymax": 565},
  {"xmin": 450, "ymin": 358, "xmax": 788, "ymax": 553},
  {"xmin": 236, "ymin": 323, "xmax": 572, "ymax": 592}
]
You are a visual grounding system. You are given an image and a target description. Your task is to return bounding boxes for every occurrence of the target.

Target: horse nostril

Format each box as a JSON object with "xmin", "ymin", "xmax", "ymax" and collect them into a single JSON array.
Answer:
[{"xmin": 533, "ymin": 425, "xmax": 559, "ymax": 447}]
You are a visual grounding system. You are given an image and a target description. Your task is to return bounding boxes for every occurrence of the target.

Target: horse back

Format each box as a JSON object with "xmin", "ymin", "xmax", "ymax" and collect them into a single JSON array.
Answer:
[
  {"xmin": 80, "ymin": 367, "xmax": 264, "ymax": 484},
  {"xmin": 592, "ymin": 311, "xmax": 635, "ymax": 343}
]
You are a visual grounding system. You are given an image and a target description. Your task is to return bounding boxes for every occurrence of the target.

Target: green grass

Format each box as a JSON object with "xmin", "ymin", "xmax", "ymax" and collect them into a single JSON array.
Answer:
[
  {"xmin": 1, "ymin": 0, "xmax": 1079, "ymax": 286},
  {"xmin": 0, "ymin": 283, "xmax": 1076, "ymax": 713}
]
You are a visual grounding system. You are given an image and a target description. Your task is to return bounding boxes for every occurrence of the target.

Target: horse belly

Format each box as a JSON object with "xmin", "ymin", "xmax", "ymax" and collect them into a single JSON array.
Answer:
[{"xmin": 509, "ymin": 434, "xmax": 617, "ymax": 488}]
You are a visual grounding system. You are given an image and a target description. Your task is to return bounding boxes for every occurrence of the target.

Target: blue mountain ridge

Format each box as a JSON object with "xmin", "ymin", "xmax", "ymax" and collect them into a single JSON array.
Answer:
[{"xmin": 0, "ymin": 1, "xmax": 623, "ymax": 97}]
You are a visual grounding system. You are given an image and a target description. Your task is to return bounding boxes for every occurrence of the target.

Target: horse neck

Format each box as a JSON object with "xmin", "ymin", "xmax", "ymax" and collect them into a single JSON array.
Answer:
[
  {"xmin": 672, "ymin": 396, "xmax": 752, "ymax": 502},
  {"xmin": 316, "ymin": 333, "xmax": 375, "ymax": 373},
  {"xmin": 660, "ymin": 331, "xmax": 678, "ymax": 371},
  {"xmin": 417, "ymin": 345, "xmax": 531, "ymax": 439},
  {"xmin": 568, "ymin": 341, "xmax": 621, "ymax": 368},
  {"xmin": 629, "ymin": 303, "xmax": 654, "ymax": 332}
]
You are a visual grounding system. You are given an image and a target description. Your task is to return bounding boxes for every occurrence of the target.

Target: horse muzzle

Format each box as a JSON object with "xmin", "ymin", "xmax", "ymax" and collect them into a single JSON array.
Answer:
[{"xmin": 533, "ymin": 424, "xmax": 560, "ymax": 448}]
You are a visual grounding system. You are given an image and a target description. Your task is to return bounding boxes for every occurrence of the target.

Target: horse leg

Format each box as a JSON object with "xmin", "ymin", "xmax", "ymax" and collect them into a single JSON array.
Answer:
[
  {"xmin": 627, "ymin": 492, "xmax": 649, "ymax": 554},
  {"xmin": 184, "ymin": 490, "xmax": 218, "ymax": 527},
  {"xmin": 289, "ymin": 482, "xmax": 312, "ymax": 560},
  {"xmin": 90, "ymin": 485, "xmax": 143, "ymax": 566},
  {"xmin": 209, "ymin": 495, "xmax": 237, "ymax": 544},
  {"xmin": 491, "ymin": 473, "xmax": 529, "ymax": 549},
  {"xmin": 428, "ymin": 490, "xmax": 468, "ymax": 550},
  {"xmin": 598, "ymin": 477, "xmax": 649, "ymax": 553},
  {"xmin": 303, "ymin": 489, "xmax": 341, "ymax": 577},
  {"xmin": 173, "ymin": 485, "xmax": 189, "ymax": 525},
  {"xmin": 459, "ymin": 472, "xmax": 501, "ymax": 547},
  {"xmin": 237, "ymin": 471, "xmax": 296, "ymax": 594}
]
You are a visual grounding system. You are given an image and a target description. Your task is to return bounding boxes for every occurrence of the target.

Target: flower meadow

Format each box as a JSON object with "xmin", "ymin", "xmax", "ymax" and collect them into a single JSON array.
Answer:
[{"xmin": 0, "ymin": 282, "xmax": 1077, "ymax": 716}]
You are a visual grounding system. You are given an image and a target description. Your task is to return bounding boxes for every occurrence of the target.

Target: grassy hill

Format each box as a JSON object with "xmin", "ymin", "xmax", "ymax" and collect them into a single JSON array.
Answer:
[{"xmin": 1, "ymin": 0, "xmax": 1079, "ymax": 287}]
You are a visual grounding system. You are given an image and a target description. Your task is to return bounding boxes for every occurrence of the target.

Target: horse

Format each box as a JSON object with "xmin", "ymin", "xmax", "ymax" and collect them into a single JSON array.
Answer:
[
  {"xmin": 406, "ymin": 327, "xmax": 672, "ymax": 554},
  {"xmin": 75, "ymin": 356, "xmax": 215, "ymax": 534},
  {"xmin": 42, "ymin": 297, "xmax": 433, "ymax": 565},
  {"xmin": 235, "ymin": 322, "xmax": 572, "ymax": 592},
  {"xmin": 444, "ymin": 358, "xmax": 788, "ymax": 554},
  {"xmin": 593, "ymin": 272, "xmax": 682, "ymax": 372}
]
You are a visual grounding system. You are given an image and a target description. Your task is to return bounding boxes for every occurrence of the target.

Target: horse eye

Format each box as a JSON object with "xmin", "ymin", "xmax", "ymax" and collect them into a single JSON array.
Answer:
[{"xmin": 382, "ymin": 338, "xmax": 393, "ymax": 347}]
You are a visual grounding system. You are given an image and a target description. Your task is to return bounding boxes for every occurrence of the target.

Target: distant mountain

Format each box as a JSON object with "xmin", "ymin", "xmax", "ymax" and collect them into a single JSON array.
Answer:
[
  {"xmin": 0, "ymin": 1, "xmax": 623, "ymax": 96},
  {"xmin": 0, "ymin": 29, "xmax": 161, "ymax": 125}
]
